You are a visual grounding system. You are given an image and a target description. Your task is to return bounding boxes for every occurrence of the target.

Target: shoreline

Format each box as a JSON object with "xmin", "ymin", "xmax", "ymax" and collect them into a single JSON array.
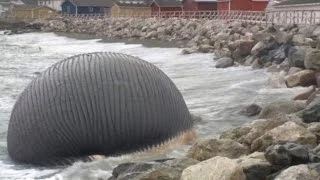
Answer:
[{"xmin": 3, "ymin": 17, "xmax": 320, "ymax": 179}]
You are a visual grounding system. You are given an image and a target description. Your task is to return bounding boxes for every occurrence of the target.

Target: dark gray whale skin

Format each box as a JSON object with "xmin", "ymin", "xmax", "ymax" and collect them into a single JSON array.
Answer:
[{"xmin": 7, "ymin": 52, "xmax": 192, "ymax": 165}]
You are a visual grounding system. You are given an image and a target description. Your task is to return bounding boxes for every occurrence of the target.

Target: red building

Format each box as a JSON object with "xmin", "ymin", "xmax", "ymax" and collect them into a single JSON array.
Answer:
[
  {"xmin": 183, "ymin": 0, "xmax": 218, "ymax": 11},
  {"xmin": 217, "ymin": 0, "xmax": 268, "ymax": 11},
  {"xmin": 150, "ymin": 0, "xmax": 183, "ymax": 12}
]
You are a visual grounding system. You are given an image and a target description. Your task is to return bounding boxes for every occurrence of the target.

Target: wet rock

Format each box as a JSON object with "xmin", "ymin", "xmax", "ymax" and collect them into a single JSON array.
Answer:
[
  {"xmin": 305, "ymin": 48, "xmax": 320, "ymax": 70},
  {"xmin": 215, "ymin": 57, "xmax": 234, "ymax": 68},
  {"xmin": 239, "ymin": 104, "xmax": 262, "ymax": 117},
  {"xmin": 267, "ymin": 64, "xmax": 280, "ymax": 72},
  {"xmin": 220, "ymin": 117, "xmax": 288, "ymax": 147},
  {"xmin": 287, "ymin": 67, "xmax": 303, "ymax": 76},
  {"xmin": 268, "ymin": 44, "xmax": 291, "ymax": 64},
  {"xmin": 316, "ymin": 72, "xmax": 320, "ymax": 87},
  {"xmin": 292, "ymin": 34, "xmax": 307, "ymax": 46},
  {"xmin": 140, "ymin": 167, "xmax": 182, "ymax": 180},
  {"xmin": 243, "ymin": 56, "xmax": 255, "ymax": 66},
  {"xmin": 251, "ymin": 122, "xmax": 317, "ymax": 152},
  {"xmin": 265, "ymin": 143, "xmax": 310, "ymax": 167},
  {"xmin": 274, "ymin": 164, "xmax": 320, "ymax": 180},
  {"xmin": 307, "ymin": 123, "xmax": 320, "ymax": 137},
  {"xmin": 182, "ymin": 153, "xmax": 272, "ymax": 180},
  {"xmin": 233, "ymin": 40, "xmax": 255, "ymax": 57},
  {"xmin": 287, "ymin": 46, "xmax": 307, "ymax": 68},
  {"xmin": 299, "ymin": 26, "xmax": 316, "ymax": 37},
  {"xmin": 239, "ymin": 152, "xmax": 273, "ymax": 180},
  {"xmin": 298, "ymin": 94, "xmax": 320, "ymax": 123},
  {"xmin": 181, "ymin": 48, "xmax": 197, "ymax": 55},
  {"xmin": 111, "ymin": 162, "xmax": 164, "ymax": 180},
  {"xmin": 251, "ymin": 41, "xmax": 266, "ymax": 56},
  {"xmin": 214, "ymin": 48, "xmax": 232, "ymax": 59},
  {"xmin": 181, "ymin": 156, "xmax": 246, "ymax": 180},
  {"xmin": 285, "ymin": 70, "xmax": 316, "ymax": 88},
  {"xmin": 186, "ymin": 138, "xmax": 250, "ymax": 161},
  {"xmin": 198, "ymin": 44, "xmax": 213, "ymax": 53},
  {"xmin": 259, "ymin": 100, "xmax": 306, "ymax": 119},
  {"xmin": 293, "ymin": 86, "xmax": 316, "ymax": 100},
  {"xmin": 251, "ymin": 59, "xmax": 263, "ymax": 69}
]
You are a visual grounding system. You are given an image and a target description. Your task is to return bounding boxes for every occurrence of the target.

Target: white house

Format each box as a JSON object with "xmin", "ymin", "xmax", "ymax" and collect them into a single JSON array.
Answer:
[{"xmin": 38, "ymin": 0, "xmax": 63, "ymax": 11}]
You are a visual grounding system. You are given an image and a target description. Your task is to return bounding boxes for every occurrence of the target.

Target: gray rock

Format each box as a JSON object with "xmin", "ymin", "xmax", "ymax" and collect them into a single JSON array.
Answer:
[
  {"xmin": 293, "ymin": 86, "xmax": 316, "ymax": 101},
  {"xmin": 220, "ymin": 117, "xmax": 288, "ymax": 147},
  {"xmin": 287, "ymin": 67, "xmax": 303, "ymax": 76},
  {"xmin": 299, "ymin": 26, "xmax": 316, "ymax": 37},
  {"xmin": 305, "ymin": 48, "xmax": 320, "ymax": 70},
  {"xmin": 265, "ymin": 143, "xmax": 310, "ymax": 167},
  {"xmin": 292, "ymin": 34, "xmax": 307, "ymax": 46},
  {"xmin": 268, "ymin": 44, "xmax": 291, "ymax": 64},
  {"xmin": 186, "ymin": 138, "xmax": 250, "ymax": 161},
  {"xmin": 288, "ymin": 46, "xmax": 307, "ymax": 68},
  {"xmin": 215, "ymin": 57, "xmax": 234, "ymax": 68},
  {"xmin": 285, "ymin": 70, "xmax": 316, "ymax": 88},
  {"xmin": 240, "ymin": 104, "xmax": 262, "ymax": 117},
  {"xmin": 259, "ymin": 100, "xmax": 306, "ymax": 119},
  {"xmin": 181, "ymin": 156, "xmax": 246, "ymax": 180},
  {"xmin": 274, "ymin": 164, "xmax": 320, "ymax": 180},
  {"xmin": 252, "ymin": 122, "xmax": 317, "ymax": 152}
]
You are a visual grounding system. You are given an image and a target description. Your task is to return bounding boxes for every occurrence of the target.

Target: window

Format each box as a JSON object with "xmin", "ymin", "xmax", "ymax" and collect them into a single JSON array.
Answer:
[{"xmin": 88, "ymin": 7, "xmax": 94, "ymax": 13}]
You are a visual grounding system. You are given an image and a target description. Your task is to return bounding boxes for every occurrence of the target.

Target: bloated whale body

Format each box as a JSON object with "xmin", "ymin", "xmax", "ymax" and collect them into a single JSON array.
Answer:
[{"xmin": 7, "ymin": 52, "xmax": 192, "ymax": 165}]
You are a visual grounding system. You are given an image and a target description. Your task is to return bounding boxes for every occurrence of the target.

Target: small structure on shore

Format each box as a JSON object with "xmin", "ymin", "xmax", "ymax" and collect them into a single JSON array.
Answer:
[
  {"xmin": 267, "ymin": 0, "xmax": 320, "ymax": 10},
  {"xmin": 61, "ymin": 0, "xmax": 114, "ymax": 15},
  {"xmin": 11, "ymin": 5, "xmax": 56, "ymax": 20},
  {"xmin": 183, "ymin": 0, "xmax": 217, "ymax": 11},
  {"xmin": 37, "ymin": 0, "xmax": 64, "ymax": 11},
  {"xmin": 111, "ymin": 0, "xmax": 151, "ymax": 17},
  {"xmin": 217, "ymin": 0, "xmax": 268, "ymax": 11},
  {"xmin": 150, "ymin": 0, "xmax": 183, "ymax": 12}
]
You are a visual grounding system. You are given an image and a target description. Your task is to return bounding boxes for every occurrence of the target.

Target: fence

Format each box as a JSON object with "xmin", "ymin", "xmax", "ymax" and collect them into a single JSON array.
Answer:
[{"xmin": 16, "ymin": 10, "xmax": 320, "ymax": 25}]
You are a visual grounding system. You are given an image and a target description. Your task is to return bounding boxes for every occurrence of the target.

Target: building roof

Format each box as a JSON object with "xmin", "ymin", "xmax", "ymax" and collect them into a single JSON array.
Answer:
[
  {"xmin": 67, "ymin": 0, "xmax": 114, "ymax": 7},
  {"xmin": 151, "ymin": 0, "xmax": 182, "ymax": 7},
  {"xmin": 21, "ymin": 0, "xmax": 38, "ymax": 5},
  {"xmin": 12, "ymin": 4, "xmax": 56, "ymax": 10},
  {"xmin": 115, "ymin": 0, "xmax": 151, "ymax": 7},
  {"xmin": 275, "ymin": 0, "xmax": 320, "ymax": 6},
  {"xmin": 194, "ymin": 0, "xmax": 217, "ymax": 2}
]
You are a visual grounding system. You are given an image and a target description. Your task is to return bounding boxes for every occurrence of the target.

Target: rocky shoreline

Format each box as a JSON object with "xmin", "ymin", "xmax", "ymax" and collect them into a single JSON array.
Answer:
[{"xmin": 23, "ymin": 17, "xmax": 320, "ymax": 179}]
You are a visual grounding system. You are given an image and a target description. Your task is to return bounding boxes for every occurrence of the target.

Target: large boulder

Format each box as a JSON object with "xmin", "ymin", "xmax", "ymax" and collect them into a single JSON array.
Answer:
[
  {"xmin": 140, "ymin": 158, "xmax": 199, "ymax": 180},
  {"xmin": 265, "ymin": 143, "xmax": 310, "ymax": 167},
  {"xmin": 293, "ymin": 86, "xmax": 316, "ymax": 100},
  {"xmin": 181, "ymin": 153, "xmax": 273, "ymax": 180},
  {"xmin": 305, "ymin": 48, "xmax": 320, "ymax": 70},
  {"xmin": 215, "ymin": 57, "xmax": 234, "ymax": 68},
  {"xmin": 285, "ymin": 69, "xmax": 316, "ymax": 87},
  {"xmin": 267, "ymin": 44, "xmax": 291, "ymax": 64},
  {"xmin": 259, "ymin": 100, "xmax": 306, "ymax": 119},
  {"xmin": 292, "ymin": 34, "xmax": 307, "ymax": 46},
  {"xmin": 274, "ymin": 164, "xmax": 320, "ymax": 180},
  {"xmin": 251, "ymin": 41, "xmax": 266, "ymax": 56},
  {"xmin": 181, "ymin": 156, "xmax": 246, "ymax": 180},
  {"xmin": 251, "ymin": 121, "xmax": 317, "ymax": 152},
  {"xmin": 298, "ymin": 96, "xmax": 320, "ymax": 123},
  {"xmin": 287, "ymin": 46, "xmax": 307, "ymax": 68},
  {"xmin": 186, "ymin": 138, "xmax": 250, "ymax": 161},
  {"xmin": 234, "ymin": 40, "xmax": 255, "ymax": 57},
  {"xmin": 220, "ymin": 117, "xmax": 288, "ymax": 147}
]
